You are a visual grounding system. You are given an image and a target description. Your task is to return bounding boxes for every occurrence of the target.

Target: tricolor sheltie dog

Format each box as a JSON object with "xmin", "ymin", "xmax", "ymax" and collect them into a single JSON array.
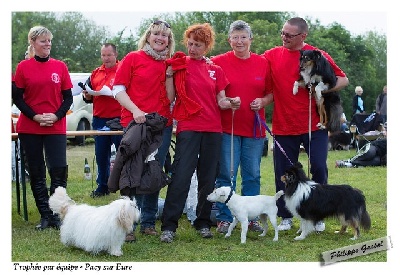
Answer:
[
  {"xmin": 293, "ymin": 49, "xmax": 343, "ymax": 133},
  {"xmin": 281, "ymin": 162, "xmax": 371, "ymax": 240}
]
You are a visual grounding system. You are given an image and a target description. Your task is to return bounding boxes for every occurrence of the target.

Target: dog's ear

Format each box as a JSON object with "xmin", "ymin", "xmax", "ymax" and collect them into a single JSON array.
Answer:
[
  {"xmin": 118, "ymin": 201, "xmax": 136, "ymax": 232},
  {"xmin": 313, "ymin": 50, "xmax": 322, "ymax": 59},
  {"xmin": 294, "ymin": 161, "xmax": 303, "ymax": 169}
]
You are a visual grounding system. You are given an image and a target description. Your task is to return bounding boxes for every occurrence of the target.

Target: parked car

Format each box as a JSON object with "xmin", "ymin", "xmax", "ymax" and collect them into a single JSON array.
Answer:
[
  {"xmin": 11, "ymin": 73, "xmax": 93, "ymax": 145},
  {"xmin": 67, "ymin": 73, "xmax": 92, "ymax": 145}
]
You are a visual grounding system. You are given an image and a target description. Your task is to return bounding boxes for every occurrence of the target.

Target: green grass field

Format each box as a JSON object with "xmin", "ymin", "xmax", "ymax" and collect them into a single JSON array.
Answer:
[{"xmin": 11, "ymin": 140, "xmax": 387, "ymax": 263}]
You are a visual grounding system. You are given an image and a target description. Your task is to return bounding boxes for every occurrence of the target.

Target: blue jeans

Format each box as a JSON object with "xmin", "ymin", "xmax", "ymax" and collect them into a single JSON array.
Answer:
[
  {"xmin": 273, "ymin": 130, "xmax": 328, "ymax": 218},
  {"xmin": 92, "ymin": 116, "xmax": 122, "ymax": 193},
  {"xmin": 136, "ymin": 125, "xmax": 173, "ymax": 230},
  {"xmin": 215, "ymin": 134, "xmax": 264, "ymax": 223}
]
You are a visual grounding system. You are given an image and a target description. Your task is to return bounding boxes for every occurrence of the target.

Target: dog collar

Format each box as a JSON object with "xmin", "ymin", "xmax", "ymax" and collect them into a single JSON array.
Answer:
[{"xmin": 225, "ymin": 188, "xmax": 234, "ymax": 204}]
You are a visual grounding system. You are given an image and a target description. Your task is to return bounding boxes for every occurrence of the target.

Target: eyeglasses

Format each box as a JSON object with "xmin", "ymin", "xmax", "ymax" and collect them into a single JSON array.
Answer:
[
  {"xmin": 153, "ymin": 20, "xmax": 171, "ymax": 29},
  {"xmin": 230, "ymin": 35, "xmax": 250, "ymax": 42},
  {"xmin": 280, "ymin": 31, "xmax": 302, "ymax": 39}
]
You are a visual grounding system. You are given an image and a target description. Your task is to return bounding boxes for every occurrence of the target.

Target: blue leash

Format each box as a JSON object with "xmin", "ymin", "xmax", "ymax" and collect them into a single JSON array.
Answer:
[{"xmin": 254, "ymin": 112, "xmax": 294, "ymax": 166}]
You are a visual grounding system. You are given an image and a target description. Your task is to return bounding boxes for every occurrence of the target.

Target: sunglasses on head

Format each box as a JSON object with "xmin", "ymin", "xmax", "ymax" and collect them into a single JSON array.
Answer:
[{"xmin": 153, "ymin": 20, "xmax": 171, "ymax": 29}]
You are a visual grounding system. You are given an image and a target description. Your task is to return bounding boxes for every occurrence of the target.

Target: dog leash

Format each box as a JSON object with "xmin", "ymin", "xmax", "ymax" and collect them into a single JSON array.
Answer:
[
  {"xmin": 230, "ymin": 108, "xmax": 235, "ymax": 185},
  {"xmin": 307, "ymin": 84, "xmax": 313, "ymax": 178},
  {"xmin": 254, "ymin": 112, "xmax": 293, "ymax": 166}
]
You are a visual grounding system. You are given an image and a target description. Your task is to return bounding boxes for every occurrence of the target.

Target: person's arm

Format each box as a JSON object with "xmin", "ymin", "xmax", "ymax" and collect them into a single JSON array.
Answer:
[
  {"xmin": 165, "ymin": 65, "xmax": 175, "ymax": 102},
  {"xmin": 12, "ymin": 85, "xmax": 37, "ymax": 120},
  {"xmin": 113, "ymin": 85, "xmax": 146, "ymax": 124},
  {"xmin": 375, "ymin": 95, "xmax": 381, "ymax": 113},
  {"xmin": 250, "ymin": 93, "xmax": 273, "ymax": 112},
  {"xmin": 324, "ymin": 76, "xmax": 349, "ymax": 93},
  {"xmin": 54, "ymin": 89, "xmax": 73, "ymax": 120},
  {"xmin": 81, "ymin": 77, "xmax": 93, "ymax": 103},
  {"xmin": 217, "ymin": 91, "xmax": 240, "ymax": 110}
]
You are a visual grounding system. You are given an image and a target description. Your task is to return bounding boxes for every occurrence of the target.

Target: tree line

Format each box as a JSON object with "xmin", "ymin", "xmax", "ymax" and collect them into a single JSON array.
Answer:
[{"xmin": 12, "ymin": 11, "xmax": 387, "ymax": 121}]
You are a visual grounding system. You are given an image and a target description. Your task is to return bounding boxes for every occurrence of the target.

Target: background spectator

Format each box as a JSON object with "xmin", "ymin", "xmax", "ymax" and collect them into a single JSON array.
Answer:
[
  {"xmin": 375, "ymin": 85, "xmax": 387, "ymax": 123},
  {"xmin": 353, "ymin": 86, "xmax": 365, "ymax": 115}
]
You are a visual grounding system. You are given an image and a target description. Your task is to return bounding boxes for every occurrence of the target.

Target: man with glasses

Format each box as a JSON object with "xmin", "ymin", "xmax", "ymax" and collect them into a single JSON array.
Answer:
[{"xmin": 263, "ymin": 17, "xmax": 349, "ymax": 232}]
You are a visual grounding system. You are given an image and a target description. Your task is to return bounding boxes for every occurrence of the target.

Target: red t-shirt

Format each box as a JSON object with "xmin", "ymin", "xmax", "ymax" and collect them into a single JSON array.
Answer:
[
  {"xmin": 212, "ymin": 51, "xmax": 271, "ymax": 138},
  {"xmin": 14, "ymin": 58, "xmax": 73, "ymax": 134},
  {"xmin": 90, "ymin": 62, "xmax": 121, "ymax": 118},
  {"xmin": 114, "ymin": 50, "xmax": 172, "ymax": 127},
  {"xmin": 263, "ymin": 44, "xmax": 346, "ymax": 135},
  {"xmin": 175, "ymin": 57, "xmax": 229, "ymax": 134}
]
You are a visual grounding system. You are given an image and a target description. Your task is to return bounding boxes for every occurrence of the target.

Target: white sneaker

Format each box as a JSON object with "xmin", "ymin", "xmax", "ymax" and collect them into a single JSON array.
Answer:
[
  {"xmin": 315, "ymin": 221, "xmax": 325, "ymax": 232},
  {"xmin": 277, "ymin": 218, "xmax": 292, "ymax": 231}
]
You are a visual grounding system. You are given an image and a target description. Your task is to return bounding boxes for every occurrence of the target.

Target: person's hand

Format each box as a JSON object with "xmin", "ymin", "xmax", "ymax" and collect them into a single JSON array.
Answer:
[
  {"xmin": 82, "ymin": 90, "xmax": 92, "ymax": 100},
  {"xmin": 132, "ymin": 108, "xmax": 146, "ymax": 124},
  {"xmin": 34, "ymin": 113, "xmax": 57, "ymax": 126},
  {"xmin": 229, "ymin": 97, "xmax": 241, "ymax": 110},
  {"xmin": 250, "ymin": 98, "xmax": 263, "ymax": 112}
]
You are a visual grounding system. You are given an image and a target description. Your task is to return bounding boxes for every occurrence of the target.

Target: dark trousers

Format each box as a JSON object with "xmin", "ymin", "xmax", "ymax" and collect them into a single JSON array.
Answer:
[
  {"xmin": 18, "ymin": 134, "xmax": 67, "ymax": 218},
  {"xmin": 161, "ymin": 131, "xmax": 222, "ymax": 232},
  {"xmin": 92, "ymin": 116, "xmax": 122, "ymax": 193},
  {"xmin": 273, "ymin": 130, "xmax": 328, "ymax": 218}
]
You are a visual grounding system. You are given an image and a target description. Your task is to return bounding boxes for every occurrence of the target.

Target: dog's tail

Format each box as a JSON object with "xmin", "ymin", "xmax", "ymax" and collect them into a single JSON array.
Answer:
[
  {"xmin": 49, "ymin": 187, "xmax": 75, "ymax": 219},
  {"xmin": 360, "ymin": 207, "xmax": 371, "ymax": 231},
  {"xmin": 274, "ymin": 190, "xmax": 284, "ymax": 200}
]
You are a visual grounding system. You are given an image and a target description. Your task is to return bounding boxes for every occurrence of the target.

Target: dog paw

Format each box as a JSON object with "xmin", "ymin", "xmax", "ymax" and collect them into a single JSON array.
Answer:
[
  {"xmin": 272, "ymin": 237, "xmax": 278, "ymax": 242},
  {"xmin": 224, "ymin": 234, "xmax": 231, "ymax": 238},
  {"xmin": 111, "ymin": 250, "xmax": 123, "ymax": 256},
  {"xmin": 294, "ymin": 236, "xmax": 305, "ymax": 241},
  {"xmin": 316, "ymin": 123, "xmax": 326, "ymax": 129},
  {"xmin": 293, "ymin": 82, "xmax": 299, "ymax": 95}
]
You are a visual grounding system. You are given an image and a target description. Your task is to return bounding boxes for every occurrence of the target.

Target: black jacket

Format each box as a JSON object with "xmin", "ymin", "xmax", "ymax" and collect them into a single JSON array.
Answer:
[{"xmin": 108, "ymin": 113, "xmax": 168, "ymax": 194}]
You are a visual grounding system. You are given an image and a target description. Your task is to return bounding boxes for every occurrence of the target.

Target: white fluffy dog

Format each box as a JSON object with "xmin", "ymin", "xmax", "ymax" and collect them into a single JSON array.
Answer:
[
  {"xmin": 49, "ymin": 187, "xmax": 140, "ymax": 256},
  {"xmin": 207, "ymin": 187, "xmax": 284, "ymax": 244}
]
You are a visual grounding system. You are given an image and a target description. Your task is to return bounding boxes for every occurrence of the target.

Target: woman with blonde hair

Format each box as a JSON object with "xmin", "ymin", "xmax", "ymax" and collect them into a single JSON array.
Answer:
[
  {"xmin": 111, "ymin": 20, "xmax": 175, "ymax": 242},
  {"xmin": 12, "ymin": 25, "xmax": 73, "ymax": 230},
  {"xmin": 160, "ymin": 23, "xmax": 240, "ymax": 243}
]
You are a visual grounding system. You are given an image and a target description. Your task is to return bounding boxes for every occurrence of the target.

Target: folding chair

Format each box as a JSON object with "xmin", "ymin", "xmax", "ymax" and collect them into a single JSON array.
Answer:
[{"xmin": 349, "ymin": 112, "xmax": 385, "ymax": 151}]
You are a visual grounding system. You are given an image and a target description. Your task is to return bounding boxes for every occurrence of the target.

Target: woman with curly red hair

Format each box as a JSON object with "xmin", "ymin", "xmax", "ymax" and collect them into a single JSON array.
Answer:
[{"xmin": 160, "ymin": 23, "xmax": 240, "ymax": 243}]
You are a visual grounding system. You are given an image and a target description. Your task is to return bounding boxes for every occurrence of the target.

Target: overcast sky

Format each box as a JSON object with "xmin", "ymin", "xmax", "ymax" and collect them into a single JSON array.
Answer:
[
  {"xmin": 3, "ymin": 0, "xmax": 399, "ymax": 272},
  {"xmin": 81, "ymin": 11, "xmax": 387, "ymax": 37}
]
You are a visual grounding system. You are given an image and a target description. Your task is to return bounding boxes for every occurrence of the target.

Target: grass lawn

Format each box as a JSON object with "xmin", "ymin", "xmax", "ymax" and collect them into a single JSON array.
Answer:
[{"xmin": 11, "ymin": 140, "xmax": 388, "ymax": 264}]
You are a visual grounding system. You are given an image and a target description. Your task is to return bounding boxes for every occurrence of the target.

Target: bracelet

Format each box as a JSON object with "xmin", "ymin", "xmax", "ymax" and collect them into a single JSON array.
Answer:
[{"xmin": 166, "ymin": 73, "xmax": 173, "ymax": 78}]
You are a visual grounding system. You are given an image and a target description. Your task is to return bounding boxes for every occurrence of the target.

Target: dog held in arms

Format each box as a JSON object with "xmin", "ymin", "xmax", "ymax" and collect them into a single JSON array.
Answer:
[
  {"xmin": 49, "ymin": 187, "xmax": 140, "ymax": 256},
  {"xmin": 207, "ymin": 186, "xmax": 284, "ymax": 244},
  {"xmin": 281, "ymin": 162, "xmax": 371, "ymax": 241},
  {"xmin": 293, "ymin": 49, "xmax": 343, "ymax": 133}
]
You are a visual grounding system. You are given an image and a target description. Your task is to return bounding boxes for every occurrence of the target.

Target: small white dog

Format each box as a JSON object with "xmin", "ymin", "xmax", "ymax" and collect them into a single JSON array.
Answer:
[
  {"xmin": 49, "ymin": 187, "xmax": 140, "ymax": 256},
  {"xmin": 207, "ymin": 186, "xmax": 284, "ymax": 244}
]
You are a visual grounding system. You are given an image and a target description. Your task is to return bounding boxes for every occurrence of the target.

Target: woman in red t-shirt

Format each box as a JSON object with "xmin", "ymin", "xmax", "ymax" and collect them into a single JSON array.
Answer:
[
  {"xmin": 112, "ymin": 20, "xmax": 175, "ymax": 241},
  {"xmin": 160, "ymin": 23, "xmax": 240, "ymax": 243},
  {"xmin": 12, "ymin": 26, "xmax": 73, "ymax": 230},
  {"xmin": 211, "ymin": 20, "xmax": 273, "ymax": 234}
]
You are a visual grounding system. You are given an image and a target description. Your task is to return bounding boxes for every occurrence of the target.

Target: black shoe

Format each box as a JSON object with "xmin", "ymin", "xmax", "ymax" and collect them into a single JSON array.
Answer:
[
  {"xmin": 35, "ymin": 217, "xmax": 51, "ymax": 230},
  {"xmin": 49, "ymin": 214, "xmax": 61, "ymax": 230},
  {"xmin": 90, "ymin": 190, "xmax": 109, "ymax": 198}
]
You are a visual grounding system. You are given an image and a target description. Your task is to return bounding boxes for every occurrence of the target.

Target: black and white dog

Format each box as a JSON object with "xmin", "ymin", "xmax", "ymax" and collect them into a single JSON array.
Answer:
[
  {"xmin": 280, "ymin": 162, "xmax": 371, "ymax": 240},
  {"xmin": 293, "ymin": 49, "xmax": 343, "ymax": 133}
]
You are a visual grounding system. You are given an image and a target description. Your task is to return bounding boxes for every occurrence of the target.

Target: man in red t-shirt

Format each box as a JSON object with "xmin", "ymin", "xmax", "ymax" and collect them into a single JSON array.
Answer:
[
  {"xmin": 82, "ymin": 43, "xmax": 122, "ymax": 197},
  {"xmin": 263, "ymin": 17, "xmax": 349, "ymax": 232}
]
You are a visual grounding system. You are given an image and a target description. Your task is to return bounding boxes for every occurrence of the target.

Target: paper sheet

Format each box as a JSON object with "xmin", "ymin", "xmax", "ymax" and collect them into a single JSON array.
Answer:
[{"xmin": 85, "ymin": 84, "xmax": 113, "ymax": 96}]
